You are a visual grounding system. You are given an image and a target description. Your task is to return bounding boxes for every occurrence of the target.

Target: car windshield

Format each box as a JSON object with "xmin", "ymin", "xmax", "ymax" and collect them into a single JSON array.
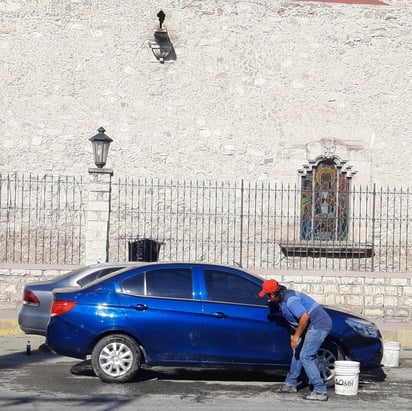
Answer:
[
  {"xmin": 46, "ymin": 267, "xmax": 87, "ymax": 283},
  {"xmin": 76, "ymin": 263, "xmax": 148, "ymax": 289},
  {"xmin": 77, "ymin": 266, "xmax": 127, "ymax": 287},
  {"xmin": 41, "ymin": 265, "xmax": 127, "ymax": 287}
]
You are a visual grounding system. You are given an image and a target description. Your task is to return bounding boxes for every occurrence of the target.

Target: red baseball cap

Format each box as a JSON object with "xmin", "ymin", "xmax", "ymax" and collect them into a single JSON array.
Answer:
[{"xmin": 258, "ymin": 279, "xmax": 280, "ymax": 297}]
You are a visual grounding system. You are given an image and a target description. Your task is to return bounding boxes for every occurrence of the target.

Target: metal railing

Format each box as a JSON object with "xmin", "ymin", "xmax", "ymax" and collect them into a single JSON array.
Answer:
[
  {"xmin": 0, "ymin": 172, "xmax": 86, "ymax": 264},
  {"xmin": 1, "ymin": 172, "xmax": 410, "ymax": 272},
  {"xmin": 109, "ymin": 178, "xmax": 411, "ymax": 272}
]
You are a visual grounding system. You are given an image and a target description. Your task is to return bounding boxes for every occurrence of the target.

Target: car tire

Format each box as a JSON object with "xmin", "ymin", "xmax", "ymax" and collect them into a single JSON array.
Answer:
[
  {"xmin": 316, "ymin": 342, "xmax": 339, "ymax": 387},
  {"xmin": 299, "ymin": 341, "xmax": 339, "ymax": 388},
  {"xmin": 91, "ymin": 334, "xmax": 141, "ymax": 383}
]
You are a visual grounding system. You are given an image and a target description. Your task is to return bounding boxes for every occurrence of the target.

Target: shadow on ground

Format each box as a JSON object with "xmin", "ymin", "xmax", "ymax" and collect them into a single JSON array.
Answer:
[{"xmin": 70, "ymin": 359, "xmax": 386, "ymax": 385}]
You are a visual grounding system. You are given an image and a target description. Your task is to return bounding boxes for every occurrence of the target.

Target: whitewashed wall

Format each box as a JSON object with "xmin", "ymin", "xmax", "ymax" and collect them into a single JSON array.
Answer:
[{"xmin": 0, "ymin": 0, "xmax": 411, "ymax": 186}]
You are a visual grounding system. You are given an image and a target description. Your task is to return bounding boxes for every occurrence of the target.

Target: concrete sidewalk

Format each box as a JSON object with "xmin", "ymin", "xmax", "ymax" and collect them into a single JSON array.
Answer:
[{"xmin": 1, "ymin": 309, "xmax": 411, "ymax": 347}]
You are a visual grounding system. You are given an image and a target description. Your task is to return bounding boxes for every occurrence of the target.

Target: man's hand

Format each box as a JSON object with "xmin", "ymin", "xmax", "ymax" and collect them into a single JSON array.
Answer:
[
  {"xmin": 291, "ymin": 334, "xmax": 300, "ymax": 349},
  {"xmin": 291, "ymin": 312, "xmax": 310, "ymax": 348}
]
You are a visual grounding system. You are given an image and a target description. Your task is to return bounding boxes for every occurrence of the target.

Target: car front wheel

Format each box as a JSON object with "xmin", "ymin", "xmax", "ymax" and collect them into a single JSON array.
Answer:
[
  {"xmin": 91, "ymin": 334, "xmax": 141, "ymax": 383},
  {"xmin": 316, "ymin": 343, "xmax": 339, "ymax": 387}
]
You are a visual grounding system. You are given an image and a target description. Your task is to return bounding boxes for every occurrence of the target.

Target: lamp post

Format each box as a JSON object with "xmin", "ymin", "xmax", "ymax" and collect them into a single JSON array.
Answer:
[
  {"xmin": 86, "ymin": 127, "xmax": 113, "ymax": 265},
  {"xmin": 89, "ymin": 127, "xmax": 113, "ymax": 168}
]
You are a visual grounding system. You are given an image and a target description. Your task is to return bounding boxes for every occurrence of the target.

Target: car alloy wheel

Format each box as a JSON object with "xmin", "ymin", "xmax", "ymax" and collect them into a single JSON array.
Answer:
[
  {"xmin": 91, "ymin": 334, "xmax": 141, "ymax": 383},
  {"xmin": 316, "ymin": 344, "xmax": 338, "ymax": 387}
]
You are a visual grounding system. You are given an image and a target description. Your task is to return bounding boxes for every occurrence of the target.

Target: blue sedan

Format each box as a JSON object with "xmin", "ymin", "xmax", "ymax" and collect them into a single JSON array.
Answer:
[{"xmin": 46, "ymin": 262, "xmax": 383, "ymax": 383}]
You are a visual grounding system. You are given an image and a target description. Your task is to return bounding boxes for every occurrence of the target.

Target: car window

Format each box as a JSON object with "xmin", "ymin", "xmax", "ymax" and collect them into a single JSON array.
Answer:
[
  {"xmin": 204, "ymin": 269, "xmax": 263, "ymax": 305},
  {"xmin": 120, "ymin": 273, "xmax": 145, "ymax": 295},
  {"xmin": 146, "ymin": 268, "xmax": 193, "ymax": 298},
  {"xmin": 77, "ymin": 267, "xmax": 125, "ymax": 287},
  {"xmin": 120, "ymin": 268, "xmax": 193, "ymax": 299}
]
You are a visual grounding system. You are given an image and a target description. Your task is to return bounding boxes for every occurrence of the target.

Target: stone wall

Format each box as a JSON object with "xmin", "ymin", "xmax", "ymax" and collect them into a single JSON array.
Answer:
[
  {"xmin": 1, "ymin": 263, "xmax": 410, "ymax": 323},
  {"xmin": 0, "ymin": 264, "xmax": 79, "ymax": 310},
  {"xmin": 0, "ymin": 0, "xmax": 411, "ymax": 187},
  {"xmin": 259, "ymin": 268, "xmax": 412, "ymax": 322},
  {"xmin": 1, "ymin": 1, "xmax": 410, "ymax": 322}
]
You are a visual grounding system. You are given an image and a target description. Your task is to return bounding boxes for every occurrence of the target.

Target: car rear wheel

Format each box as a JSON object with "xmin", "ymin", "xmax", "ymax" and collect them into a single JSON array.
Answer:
[{"xmin": 91, "ymin": 334, "xmax": 141, "ymax": 383}]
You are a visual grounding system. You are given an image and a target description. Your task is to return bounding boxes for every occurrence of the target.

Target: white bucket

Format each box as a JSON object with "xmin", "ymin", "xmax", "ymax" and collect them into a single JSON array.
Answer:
[
  {"xmin": 334, "ymin": 360, "xmax": 360, "ymax": 396},
  {"xmin": 382, "ymin": 341, "xmax": 401, "ymax": 367}
]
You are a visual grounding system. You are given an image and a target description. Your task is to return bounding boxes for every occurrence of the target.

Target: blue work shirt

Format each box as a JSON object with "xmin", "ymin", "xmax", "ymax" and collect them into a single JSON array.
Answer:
[{"xmin": 280, "ymin": 290, "xmax": 332, "ymax": 330}]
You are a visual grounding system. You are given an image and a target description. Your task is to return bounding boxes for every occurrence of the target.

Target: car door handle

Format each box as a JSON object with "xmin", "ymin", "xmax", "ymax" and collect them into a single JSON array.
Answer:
[
  {"xmin": 133, "ymin": 304, "xmax": 149, "ymax": 311},
  {"xmin": 211, "ymin": 311, "xmax": 228, "ymax": 319}
]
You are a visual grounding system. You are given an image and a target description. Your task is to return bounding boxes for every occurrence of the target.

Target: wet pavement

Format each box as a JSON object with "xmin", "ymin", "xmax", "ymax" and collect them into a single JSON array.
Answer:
[{"xmin": 0, "ymin": 334, "xmax": 411, "ymax": 410}]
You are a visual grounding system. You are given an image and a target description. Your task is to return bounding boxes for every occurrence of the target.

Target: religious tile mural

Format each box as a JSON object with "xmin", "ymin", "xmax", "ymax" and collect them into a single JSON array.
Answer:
[{"xmin": 300, "ymin": 159, "xmax": 350, "ymax": 241}]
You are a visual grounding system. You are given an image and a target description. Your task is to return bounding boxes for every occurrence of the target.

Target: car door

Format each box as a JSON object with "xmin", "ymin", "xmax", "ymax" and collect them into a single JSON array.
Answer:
[
  {"xmin": 116, "ymin": 266, "xmax": 203, "ymax": 364},
  {"xmin": 200, "ymin": 267, "xmax": 292, "ymax": 366}
]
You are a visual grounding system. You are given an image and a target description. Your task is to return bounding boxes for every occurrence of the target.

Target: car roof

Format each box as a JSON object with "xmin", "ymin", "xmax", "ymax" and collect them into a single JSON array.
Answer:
[{"xmin": 81, "ymin": 261, "xmax": 265, "ymax": 289}]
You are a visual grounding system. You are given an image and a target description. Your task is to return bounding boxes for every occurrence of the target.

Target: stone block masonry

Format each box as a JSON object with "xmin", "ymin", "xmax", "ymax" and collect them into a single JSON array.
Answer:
[
  {"xmin": 1, "ymin": 264, "xmax": 410, "ymax": 325},
  {"xmin": 258, "ymin": 268, "xmax": 412, "ymax": 322}
]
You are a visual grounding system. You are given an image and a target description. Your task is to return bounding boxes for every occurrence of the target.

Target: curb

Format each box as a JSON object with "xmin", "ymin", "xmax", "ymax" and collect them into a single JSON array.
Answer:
[
  {"xmin": 378, "ymin": 328, "xmax": 412, "ymax": 349},
  {"xmin": 0, "ymin": 319, "xmax": 23, "ymax": 336}
]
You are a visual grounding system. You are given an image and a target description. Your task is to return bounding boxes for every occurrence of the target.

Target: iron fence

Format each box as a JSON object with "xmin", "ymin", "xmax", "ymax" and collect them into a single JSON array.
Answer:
[
  {"xmin": 0, "ymin": 172, "xmax": 86, "ymax": 264},
  {"xmin": 109, "ymin": 178, "xmax": 411, "ymax": 272},
  {"xmin": 1, "ymin": 172, "xmax": 410, "ymax": 272}
]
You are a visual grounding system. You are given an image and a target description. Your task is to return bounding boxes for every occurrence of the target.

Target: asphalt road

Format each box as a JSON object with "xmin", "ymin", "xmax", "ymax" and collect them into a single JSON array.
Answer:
[{"xmin": 0, "ymin": 335, "xmax": 411, "ymax": 411}]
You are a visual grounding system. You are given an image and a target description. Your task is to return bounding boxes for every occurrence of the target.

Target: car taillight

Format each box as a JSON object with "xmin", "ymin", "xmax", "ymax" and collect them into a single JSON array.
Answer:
[
  {"xmin": 23, "ymin": 290, "xmax": 40, "ymax": 306},
  {"xmin": 50, "ymin": 300, "xmax": 77, "ymax": 317}
]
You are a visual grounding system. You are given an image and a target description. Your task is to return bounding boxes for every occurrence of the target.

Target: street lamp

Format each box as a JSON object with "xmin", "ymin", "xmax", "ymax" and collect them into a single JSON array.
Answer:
[
  {"xmin": 149, "ymin": 10, "xmax": 174, "ymax": 63},
  {"xmin": 89, "ymin": 127, "xmax": 113, "ymax": 168}
]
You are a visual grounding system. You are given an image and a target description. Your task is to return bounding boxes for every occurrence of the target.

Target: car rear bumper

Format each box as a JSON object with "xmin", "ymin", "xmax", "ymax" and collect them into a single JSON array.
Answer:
[
  {"xmin": 18, "ymin": 308, "xmax": 48, "ymax": 336},
  {"xmin": 46, "ymin": 317, "xmax": 94, "ymax": 359}
]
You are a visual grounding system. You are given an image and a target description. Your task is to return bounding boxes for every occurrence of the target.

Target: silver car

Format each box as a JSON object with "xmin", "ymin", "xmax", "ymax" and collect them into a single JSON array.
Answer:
[{"xmin": 18, "ymin": 262, "xmax": 140, "ymax": 335}]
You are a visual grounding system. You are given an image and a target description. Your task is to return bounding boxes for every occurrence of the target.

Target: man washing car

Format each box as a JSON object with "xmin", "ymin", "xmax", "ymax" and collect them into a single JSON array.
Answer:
[{"xmin": 259, "ymin": 279, "xmax": 332, "ymax": 401}]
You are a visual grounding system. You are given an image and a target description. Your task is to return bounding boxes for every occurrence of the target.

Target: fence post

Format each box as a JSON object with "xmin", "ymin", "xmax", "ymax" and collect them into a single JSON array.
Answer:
[
  {"xmin": 85, "ymin": 168, "xmax": 113, "ymax": 264},
  {"xmin": 371, "ymin": 183, "xmax": 376, "ymax": 272},
  {"xmin": 239, "ymin": 179, "xmax": 244, "ymax": 267}
]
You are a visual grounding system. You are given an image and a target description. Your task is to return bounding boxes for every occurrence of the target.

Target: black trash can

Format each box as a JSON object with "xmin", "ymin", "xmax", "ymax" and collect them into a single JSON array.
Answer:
[{"xmin": 128, "ymin": 239, "xmax": 163, "ymax": 262}]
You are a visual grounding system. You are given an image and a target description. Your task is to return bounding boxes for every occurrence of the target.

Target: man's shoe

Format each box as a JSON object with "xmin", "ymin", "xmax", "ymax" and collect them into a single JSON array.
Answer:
[
  {"xmin": 303, "ymin": 391, "xmax": 328, "ymax": 401},
  {"xmin": 277, "ymin": 384, "xmax": 298, "ymax": 393}
]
